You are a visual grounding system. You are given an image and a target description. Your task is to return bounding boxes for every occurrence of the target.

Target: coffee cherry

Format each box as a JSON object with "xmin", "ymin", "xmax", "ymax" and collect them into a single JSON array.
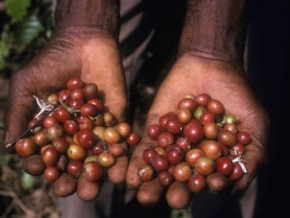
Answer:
[
  {"xmin": 158, "ymin": 171, "xmax": 174, "ymax": 187},
  {"xmin": 188, "ymin": 173, "xmax": 206, "ymax": 193},
  {"xmin": 126, "ymin": 131, "xmax": 141, "ymax": 146},
  {"xmin": 151, "ymin": 155, "xmax": 169, "ymax": 172},
  {"xmin": 183, "ymin": 120, "xmax": 204, "ymax": 143},
  {"xmin": 173, "ymin": 162, "xmax": 192, "ymax": 182},
  {"xmin": 139, "ymin": 92, "xmax": 252, "ymax": 196},
  {"xmin": 138, "ymin": 165, "xmax": 154, "ymax": 182},
  {"xmin": 14, "ymin": 77, "xmax": 141, "ymax": 201},
  {"xmin": 147, "ymin": 124, "xmax": 163, "ymax": 140}
]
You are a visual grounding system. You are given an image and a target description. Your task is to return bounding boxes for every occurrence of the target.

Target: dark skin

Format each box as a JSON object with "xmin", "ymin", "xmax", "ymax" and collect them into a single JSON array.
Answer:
[
  {"xmin": 3, "ymin": 0, "xmax": 268, "ymax": 210},
  {"xmin": 126, "ymin": 54, "xmax": 268, "ymax": 208},
  {"xmin": 127, "ymin": 0, "xmax": 269, "ymax": 208},
  {"xmin": 4, "ymin": 0, "xmax": 128, "ymax": 183}
]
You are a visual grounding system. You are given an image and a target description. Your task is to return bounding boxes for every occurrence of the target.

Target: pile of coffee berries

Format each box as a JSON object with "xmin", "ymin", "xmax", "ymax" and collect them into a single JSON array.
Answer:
[
  {"xmin": 138, "ymin": 93, "xmax": 251, "ymax": 194},
  {"xmin": 14, "ymin": 78, "xmax": 140, "ymax": 201}
]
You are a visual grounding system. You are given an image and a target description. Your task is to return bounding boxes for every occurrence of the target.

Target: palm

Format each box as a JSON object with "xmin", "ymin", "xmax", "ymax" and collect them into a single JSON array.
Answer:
[
  {"xmin": 5, "ymin": 30, "xmax": 126, "ymax": 146},
  {"xmin": 4, "ymin": 29, "xmax": 128, "ymax": 183},
  {"xmin": 127, "ymin": 55, "xmax": 268, "ymax": 208}
]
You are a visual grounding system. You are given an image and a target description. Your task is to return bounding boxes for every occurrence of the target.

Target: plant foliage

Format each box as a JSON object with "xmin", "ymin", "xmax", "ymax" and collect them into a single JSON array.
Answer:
[{"xmin": 0, "ymin": 0, "xmax": 53, "ymax": 75}]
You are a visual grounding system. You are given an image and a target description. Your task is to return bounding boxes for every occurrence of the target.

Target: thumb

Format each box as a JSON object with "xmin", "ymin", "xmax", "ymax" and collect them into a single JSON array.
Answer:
[{"xmin": 3, "ymin": 84, "xmax": 35, "ymax": 153}]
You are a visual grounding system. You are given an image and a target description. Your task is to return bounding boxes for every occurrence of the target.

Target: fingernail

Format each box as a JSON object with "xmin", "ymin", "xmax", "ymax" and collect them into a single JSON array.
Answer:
[{"xmin": 4, "ymin": 131, "xmax": 16, "ymax": 153}]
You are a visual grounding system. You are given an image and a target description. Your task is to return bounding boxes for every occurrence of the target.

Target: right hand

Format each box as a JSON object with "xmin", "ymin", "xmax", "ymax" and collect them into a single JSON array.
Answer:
[{"xmin": 3, "ymin": 27, "xmax": 127, "ymax": 183}]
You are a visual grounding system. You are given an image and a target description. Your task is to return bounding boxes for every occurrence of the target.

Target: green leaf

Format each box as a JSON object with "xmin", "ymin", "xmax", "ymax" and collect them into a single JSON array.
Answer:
[
  {"xmin": 21, "ymin": 172, "xmax": 35, "ymax": 190},
  {"xmin": 0, "ymin": 25, "xmax": 12, "ymax": 70},
  {"xmin": 0, "ymin": 154, "xmax": 13, "ymax": 167},
  {"xmin": 17, "ymin": 14, "xmax": 43, "ymax": 52},
  {"xmin": 5, "ymin": 0, "xmax": 31, "ymax": 23}
]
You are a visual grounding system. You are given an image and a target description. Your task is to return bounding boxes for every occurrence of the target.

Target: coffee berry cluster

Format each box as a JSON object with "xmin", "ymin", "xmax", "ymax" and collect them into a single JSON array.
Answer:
[
  {"xmin": 138, "ymin": 93, "xmax": 251, "ymax": 194},
  {"xmin": 14, "ymin": 78, "xmax": 140, "ymax": 201}
]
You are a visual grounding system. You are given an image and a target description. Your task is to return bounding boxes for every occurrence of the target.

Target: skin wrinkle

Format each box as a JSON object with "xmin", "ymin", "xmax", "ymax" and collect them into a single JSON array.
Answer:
[
  {"xmin": 3, "ymin": 1, "xmax": 127, "ymax": 158},
  {"xmin": 55, "ymin": 0, "xmax": 119, "ymax": 38},
  {"xmin": 79, "ymin": 36, "xmax": 126, "ymax": 120},
  {"xmin": 179, "ymin": 0, "xmax": 246, "ymax": 65},
  {"xmin": 55, "ymin": 0, "xmax": 72, "ymax": 25},
  {"xmin": 4, "ymin": 74, "xmax": 35, "ymax": 140},
  {"xmin": 29, "ymin": 48, "xmax": 78, "ymax": 94},
  {"xmin": 243, "ymin": 109, "xmax": 268, "ymax": 147},
  {"xmin": 3, "ymin": 0, "xmax": 268, "ymax": 210},
  {"xmin": 11, "ymin": 71, "xmax": 36, "ymax": 100},
  {"xmin": 143, "ymin": 54, "xmax": 268, "ymax": 190},
  {"xmin": 17, "ymin": 71, "xmax": 49, "ymax": 119}
]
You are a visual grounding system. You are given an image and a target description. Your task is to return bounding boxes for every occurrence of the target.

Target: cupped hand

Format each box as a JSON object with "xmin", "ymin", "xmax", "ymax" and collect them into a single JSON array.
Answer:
[
  {"xmin": 3, "ymin": 27, "xmax": 127, "ymax": 183},
  {"xmin": 126, "ymin": 54, "xmax": 269, "ymax": 209}
]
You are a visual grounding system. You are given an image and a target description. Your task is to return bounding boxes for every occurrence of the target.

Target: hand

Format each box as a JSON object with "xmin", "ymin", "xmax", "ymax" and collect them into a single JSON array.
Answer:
[
  {"xmin": 126, "ymin": 54, "xmax": 269, "ymax": 209},
  {"xmin": 3, "ymin": 27, "xmax": 127, "ymax": 183}
]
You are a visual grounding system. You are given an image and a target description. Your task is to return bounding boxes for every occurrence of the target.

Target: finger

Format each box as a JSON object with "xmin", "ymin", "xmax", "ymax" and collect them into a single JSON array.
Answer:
[
  {"xmin": 77, "ymin": 174, "xmax": 101, "ymax": 201},
  {"xmin": 108, "ymin": 155, "xmax": 128, "ymax": 184},
  {"xmin": 126, "ymin": 140, "xmax": 154, "ymax": 188},
  {"xmin": 137, "ymin": 178, "xmax": 164, "ymax": 207},
  {"xmin": 52, "ymin": 173, "xmax": 77, "ymax": 197},
  {"xmin": 126, "ymin": 113, "xmax": 166, "ymax": 188},
  {"xmin": 234, "ymin": 142, "xmax": 267, "ymax": 190},
  {"xmin": 232, "ymin": 104, "xmax": 268, "ymax": 190},
  {"xmin": 80, "ymin": 39, "xmax": 126, "ymax": 121},
  {"xmin": 107, "ymin": 141, "xmax": 129, "ymax": 184},
  {"xmin": 4, "ymin": 79, "xmax": 36, "ymax": 153},
  {"xmin": 166, "ymin": 181, "xmax": 193, "ymax": 209}
]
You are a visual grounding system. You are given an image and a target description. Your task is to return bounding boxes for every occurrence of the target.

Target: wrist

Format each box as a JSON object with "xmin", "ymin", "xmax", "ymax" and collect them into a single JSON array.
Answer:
[
  {"xmin": 54, "ymin": 0, "xmax": 120, "ymax": 38},
  {"xmin": 178, "ymin": 0, "xmax": 247, "ymax": 65}
]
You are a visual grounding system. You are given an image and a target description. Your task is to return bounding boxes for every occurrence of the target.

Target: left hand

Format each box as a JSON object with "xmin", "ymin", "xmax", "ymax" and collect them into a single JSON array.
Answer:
[{"xmin": 126, "ymin": 54, "xmax": 269, "ymax": 209}]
